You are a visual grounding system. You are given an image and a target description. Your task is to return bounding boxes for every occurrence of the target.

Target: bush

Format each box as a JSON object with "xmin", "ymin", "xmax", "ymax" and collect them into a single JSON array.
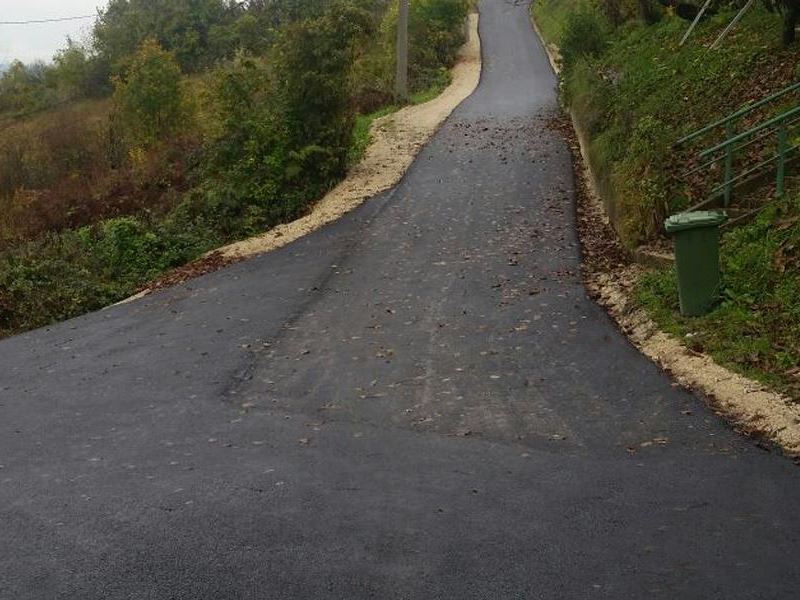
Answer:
[{"xmin": 0, "ymin": 232, "xmax": 119, "ymax": 333}]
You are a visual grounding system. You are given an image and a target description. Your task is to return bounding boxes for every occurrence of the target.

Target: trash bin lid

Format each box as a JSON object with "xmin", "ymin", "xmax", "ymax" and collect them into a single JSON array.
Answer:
[{"xmin": 664, "ymin": 210, "xmax": 727, "ymax": 234}]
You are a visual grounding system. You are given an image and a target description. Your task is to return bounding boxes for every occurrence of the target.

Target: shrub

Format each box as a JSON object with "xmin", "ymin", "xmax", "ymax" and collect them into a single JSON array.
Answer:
[{"xmin": 0, "ymin": 232, "xmax": 119, "ymax": 333}]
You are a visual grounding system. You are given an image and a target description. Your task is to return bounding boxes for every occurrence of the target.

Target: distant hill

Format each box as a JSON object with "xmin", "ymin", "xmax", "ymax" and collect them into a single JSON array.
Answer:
[{"xmin": 0, "ymin": 62, "xmax": 9, "ymax": 74}]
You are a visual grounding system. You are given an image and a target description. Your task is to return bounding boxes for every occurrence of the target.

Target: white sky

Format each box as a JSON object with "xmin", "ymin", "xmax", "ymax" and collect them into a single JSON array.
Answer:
[{"xmin": 0, "ymin": 0, "xmax": 109, "ymax": 64}]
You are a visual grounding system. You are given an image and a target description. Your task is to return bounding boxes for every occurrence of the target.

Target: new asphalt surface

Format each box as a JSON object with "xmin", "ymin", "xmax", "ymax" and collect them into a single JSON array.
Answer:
[{"xmin": 2, "ymin": 1, "xmax": 800, "ymax": 598}]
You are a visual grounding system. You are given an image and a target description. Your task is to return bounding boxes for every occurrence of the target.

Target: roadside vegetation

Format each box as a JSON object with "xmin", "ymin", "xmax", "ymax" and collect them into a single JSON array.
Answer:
[
  {"xmin": 532, "ymin": 0, "xmax": 800, "ymax": 394},
  {"xmin": 0, "ymin": 0, "xmax": 471, "ymax": 337}
]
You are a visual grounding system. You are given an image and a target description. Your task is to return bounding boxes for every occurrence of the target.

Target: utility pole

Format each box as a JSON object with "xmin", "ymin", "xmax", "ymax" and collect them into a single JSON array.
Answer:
[{"xmin": 395, "ymin": 0, "xmax": 409, "ymax": 102}]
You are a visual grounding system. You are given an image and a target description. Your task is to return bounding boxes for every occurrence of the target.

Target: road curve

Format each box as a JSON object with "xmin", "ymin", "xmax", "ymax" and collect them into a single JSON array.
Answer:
[{"xmin": 2, "ymin": 1, "xmax": 799, "ymax": 598}]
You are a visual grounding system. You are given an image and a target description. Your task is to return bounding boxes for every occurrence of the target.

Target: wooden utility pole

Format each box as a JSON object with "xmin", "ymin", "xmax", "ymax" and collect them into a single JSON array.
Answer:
[
  {"xmin": 783, "ymin": 0, "xmax": 800, "ymax": 45},
  {"xmin": 395, "ymin": 0, "xmax": 409, "ymax": 102}
]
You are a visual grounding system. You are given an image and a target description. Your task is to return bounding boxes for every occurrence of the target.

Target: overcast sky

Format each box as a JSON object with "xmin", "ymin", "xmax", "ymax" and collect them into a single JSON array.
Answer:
[{"xmin": 0, "ymin": 0, "xmax": 108, "ymax": 64}]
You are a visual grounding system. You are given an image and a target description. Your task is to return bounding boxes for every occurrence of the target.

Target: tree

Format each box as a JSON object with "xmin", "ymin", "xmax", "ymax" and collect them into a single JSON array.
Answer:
[
  {"xmin": 759, "ymin": 0, "xmax": 799, "ymax": 45},
  {"xmin": 274, "ymin": 2, "xmax": 372, "ymax": 155},
  {"xmin": 50, "ymin": 41, "xmax": 110, "ymax": 99},
  {"xmin": 111, "ymin": 39, "xmax": 186, "ymax": 147},
  {"xmin": 775, "ymin": 0, "xmax": 800, "ymax": 44},
  {"xmin": 94, "ymin": 0, "xmax": 239, "ymax": 73},
  {"xmin": 396, "ymin": 0, "xmax": 409, "ymax": 101},
  {"xmin": 0, "ymin": 61, "xmax": 47, "ymax": 114}
]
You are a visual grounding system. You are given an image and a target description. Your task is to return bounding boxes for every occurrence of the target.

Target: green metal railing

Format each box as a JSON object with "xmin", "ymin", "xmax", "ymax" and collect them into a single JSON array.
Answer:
[{"xmin": 675, "ymin": 81, "xmax": 800, "ymax": 212}]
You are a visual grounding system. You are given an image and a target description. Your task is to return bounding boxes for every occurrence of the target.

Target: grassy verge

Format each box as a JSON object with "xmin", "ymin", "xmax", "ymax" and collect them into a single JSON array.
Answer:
[
  {"xmin": 530, "ymin": 0, "xmax": 576, "ymax": 44},
  {"xmin": 348, "ymin": 75, "xmax": 453, "ymax": 167},
  {"xmin": 348, "ymin": 105, "xmax": 399, "ymax": 167},
  {"xmin": 532, "ymin": 1, "xmax": 800, "ymax": 396}
]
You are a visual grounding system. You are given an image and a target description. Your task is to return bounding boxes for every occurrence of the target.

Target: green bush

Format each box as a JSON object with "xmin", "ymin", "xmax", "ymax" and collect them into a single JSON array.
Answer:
[
  {"xmin": 0, "ymin": 232, "xmax": 118, "ymax": 333},
  {"xmin": 0, "ymin": 213, "xmax": 213, "ymax": 334},
  {"xmin": 112, "ymin": 39, "xmax": 188, "ymax": 148}
]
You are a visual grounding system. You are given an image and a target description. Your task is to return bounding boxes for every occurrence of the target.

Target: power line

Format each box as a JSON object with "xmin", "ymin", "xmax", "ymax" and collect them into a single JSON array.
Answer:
[{"xmin": 0, "ymin": 15, "xmax": 95, "ymax": 26}]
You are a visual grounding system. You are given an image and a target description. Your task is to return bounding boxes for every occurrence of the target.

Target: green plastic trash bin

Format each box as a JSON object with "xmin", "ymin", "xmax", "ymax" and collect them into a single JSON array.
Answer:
[{"xmin": 664, "ymin": 210, "xmax": 727, "ymax": 317}]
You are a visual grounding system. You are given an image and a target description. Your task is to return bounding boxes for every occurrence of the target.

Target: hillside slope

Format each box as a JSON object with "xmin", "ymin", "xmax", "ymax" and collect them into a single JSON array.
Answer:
[{"xmin": 532, "ymin": 1, "xmax": 800, "ymax": 395}]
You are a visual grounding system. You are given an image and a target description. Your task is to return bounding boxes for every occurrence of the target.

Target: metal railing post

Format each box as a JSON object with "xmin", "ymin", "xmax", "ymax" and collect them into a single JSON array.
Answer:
[
  {"xmin": 724, "ymin": 120, "xmax": 734, "ymax": 207},
  {"xmin": 777, "ymin": 122, "xmax": 788, "ymax": 197}
]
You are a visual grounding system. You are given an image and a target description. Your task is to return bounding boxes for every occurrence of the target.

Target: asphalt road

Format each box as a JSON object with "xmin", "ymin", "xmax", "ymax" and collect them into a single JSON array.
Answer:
[{"xmin": 2, "ymin": 1, "xmax": 800, "ymax": 598}]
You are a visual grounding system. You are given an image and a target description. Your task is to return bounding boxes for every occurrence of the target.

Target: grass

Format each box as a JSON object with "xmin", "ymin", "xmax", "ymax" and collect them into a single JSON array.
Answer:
[
  {"xmin": 534, "ymin": 1, "xmax": 800, "ymax": 247},
  {"xmin": 347, "ymin": 75, "xmax": 453, "ymax": 167},
  {"xmin": 531, "ymin": 0, "xmax": 583, "ymax": 45},
  {"xmin": 348, "ymin": 104, "xmax": 398, "ymax": 167}
]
